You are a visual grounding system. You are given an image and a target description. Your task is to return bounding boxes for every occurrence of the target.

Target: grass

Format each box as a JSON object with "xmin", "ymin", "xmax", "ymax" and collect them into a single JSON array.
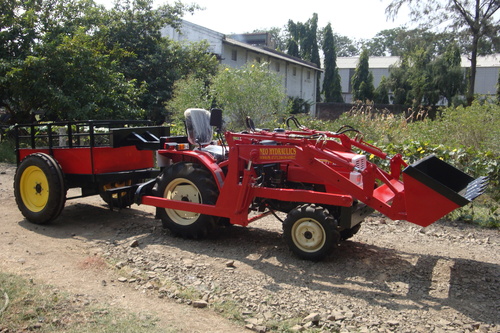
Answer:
[
  {"xmin": 276, "ymin": 102, "xmax": 499, "ymax": 227},
  {"xmin": 0, "ymin": 271, "xmax": 169, "ymax": 333}
]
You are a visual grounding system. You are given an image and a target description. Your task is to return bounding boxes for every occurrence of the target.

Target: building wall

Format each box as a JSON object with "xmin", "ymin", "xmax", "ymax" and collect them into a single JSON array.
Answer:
[{"xmin": 162, "ymin": 20, "xmax": 321, "ymax": 114}]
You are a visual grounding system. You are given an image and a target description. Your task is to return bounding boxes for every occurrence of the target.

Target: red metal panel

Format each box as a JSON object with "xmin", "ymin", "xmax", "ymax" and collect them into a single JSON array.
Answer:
[
  {"xmin": 18, "ymin": 146, "xmax": 154, "ymax": 175},
  {"xmin": 402, "ymin": 173, "xmax": 460, "ymax": 227},
  {"xmin": 52, "ymin": 148, "xmax": 93, "ymax": 174},
  {"xmin": 92, "ymin": 146, "xmax": 154, "ymax": 174}
]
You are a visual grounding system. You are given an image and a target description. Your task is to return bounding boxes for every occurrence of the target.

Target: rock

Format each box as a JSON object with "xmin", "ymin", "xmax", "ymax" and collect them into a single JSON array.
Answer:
[
  {"xmin": 129, "ymin": 239, "xmax": 139, "ymax": 248},
  {"xmin": 117, "ymin": 277, "xmax": 128, "ymax": 282},
  {"xmin": 330, "ymin": 311, "xmax": 346, "ymax": 321},
  {"xmin": 192, "ymin": 300, "xmax": 208, "ymax": 308},
  {"xmin": 225, "ymin": 260, "xmax": 236, "ymax": 268},
  {"xmin": 290, "ymin": 325, "xmax": 304, "ymax": 332},
  {"xmin": 387, "ymin": 320, "xmax": 400, "ymax": 326},
  {"xmin": 303, "ymin": 312, "xmax": 320, "ymax": 324}
]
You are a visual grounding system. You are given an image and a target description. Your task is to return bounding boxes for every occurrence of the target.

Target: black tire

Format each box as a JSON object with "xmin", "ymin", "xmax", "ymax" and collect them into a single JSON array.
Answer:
[
  {"xmin": 152, "ymin": 162, "xmax": 219, "ymax": 239},
  {"xmin": 14, "ymin": 153, "xmax": 66, "ymax": 224},
  {"xmin": 340, "ymin": 223, "xmax": 362, "ymax": 241},
  {"xmin": 283, "ymin": 204, "xmax": 340, "ymax": 261}
]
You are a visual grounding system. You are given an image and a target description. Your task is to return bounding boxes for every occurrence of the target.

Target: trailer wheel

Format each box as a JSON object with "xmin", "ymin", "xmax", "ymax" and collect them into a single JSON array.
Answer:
[
  {"xmin": 283, "ymin": 204, "xmax": 340, "ymax": 261},
  {"xmin": 14, "ymin": 153, "xmax": 66, "ymax": 224},
  {"xmin": 153, "ymin": 162, "xmax": 218, "ymax": 239}
]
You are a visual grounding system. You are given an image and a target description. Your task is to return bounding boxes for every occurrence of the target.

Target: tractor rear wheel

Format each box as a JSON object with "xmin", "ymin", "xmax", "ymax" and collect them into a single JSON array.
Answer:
[
  {"xmin": 153, "ymin": 162, "xmax": 218, "ymax": 239},
  {"xmin": 283, "ymin": 204, "xmax": 340, "ymax": 261},
  {"xmin": 14, "ymin": 153, "xmax": 66, "ymax": 224}
]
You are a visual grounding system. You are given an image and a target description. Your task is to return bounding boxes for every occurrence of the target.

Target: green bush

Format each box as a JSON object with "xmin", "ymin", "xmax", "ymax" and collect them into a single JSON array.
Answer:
[{"xmin": 277, "ymin": 102, "xmax": 499, "ymax": 227}]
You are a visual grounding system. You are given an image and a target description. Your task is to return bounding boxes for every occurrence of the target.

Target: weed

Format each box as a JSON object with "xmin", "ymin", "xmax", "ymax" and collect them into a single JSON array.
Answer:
[{"xmin": 0, "ymin": 272, "xmax": 165, "ymax": 333}]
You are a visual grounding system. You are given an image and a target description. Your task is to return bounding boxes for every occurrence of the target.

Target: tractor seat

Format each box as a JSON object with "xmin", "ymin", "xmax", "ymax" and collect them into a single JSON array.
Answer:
[{"xmin": 184, "ymin": 108, "xmax": 226, "ymax": 162}]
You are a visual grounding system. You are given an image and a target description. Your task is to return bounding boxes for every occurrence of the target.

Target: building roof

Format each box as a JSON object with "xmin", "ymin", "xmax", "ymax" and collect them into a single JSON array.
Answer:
[
  {"xmin": 336, "ymin": 54, "xmax": 500, "ymax": 69},
  {"xmin": 223, "ymin": 38, "xmax": 322, "ymax": 72}
]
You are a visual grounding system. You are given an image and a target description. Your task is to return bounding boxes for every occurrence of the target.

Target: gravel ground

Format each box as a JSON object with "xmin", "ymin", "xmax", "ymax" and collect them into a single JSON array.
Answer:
[{"xmin": 1, "ymin": 162, "xmax": 499, "ymax": 332}]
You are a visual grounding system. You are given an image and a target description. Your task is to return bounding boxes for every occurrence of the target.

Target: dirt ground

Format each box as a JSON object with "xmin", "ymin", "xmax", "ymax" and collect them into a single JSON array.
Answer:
[{"xmin": 0, "ymin": 162, "xmax": 499, "ymax": 332}]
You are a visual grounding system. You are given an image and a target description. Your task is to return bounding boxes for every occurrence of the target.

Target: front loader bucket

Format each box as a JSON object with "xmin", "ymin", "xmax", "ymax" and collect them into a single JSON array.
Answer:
[{"xmin": 402, "ymin": 155, "xmax": 488, "ymax": 227}]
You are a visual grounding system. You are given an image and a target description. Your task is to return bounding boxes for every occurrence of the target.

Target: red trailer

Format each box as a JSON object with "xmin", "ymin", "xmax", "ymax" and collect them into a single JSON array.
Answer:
[{"xmin": 14, "ymin": 110, "xmax": 488, "ymax": 260}]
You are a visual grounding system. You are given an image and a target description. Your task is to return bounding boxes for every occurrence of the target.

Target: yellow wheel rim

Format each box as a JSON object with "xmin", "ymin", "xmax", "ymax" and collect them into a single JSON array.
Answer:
[
  {"xmin": 291, "ymin": 218, "xmax": 326, "ymax": 253},
  {"xmin": 20, "ymin": 165, "xmax": 49, "ymax": 213},
  {"xmin": 164, "ymin": 177, "xmax": 201, "ymax": 225}
]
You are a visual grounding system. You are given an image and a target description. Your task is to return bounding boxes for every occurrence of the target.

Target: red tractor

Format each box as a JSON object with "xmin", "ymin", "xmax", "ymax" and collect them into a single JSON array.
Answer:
[{"xmin": 14, "ymin": 109, "xmax": 488, "ymax": 260}]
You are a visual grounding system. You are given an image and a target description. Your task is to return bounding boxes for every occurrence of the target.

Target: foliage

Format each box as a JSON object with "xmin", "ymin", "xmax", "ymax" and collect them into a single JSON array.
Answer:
[
  {"xmin": 386, "ymin": 0, "xmax": 500, "ymax": 104},
  {"xmin": 4, "ymin": 30, "xmax": 145, "ymax": 122},
  {"xmin": 365, "ymin": 28, "xmax": 462, "ymax": 57},
  {"xmin": 167, "ymin": 62, "xmax": 288, "ymax": 131},
  {"xmin": 322, "ymin": 23, "xmax": 343, "ymax": 103},
  {"xmin": 351, "ymin": 49, "xmax": 374, "ymax": 102},
  {"xmin": 0, "ymin": 0, "xmax": 217, "ymax": 124},
  {"xmin": 374, "ymin": 76, "xmax": 390, "ymax": 104},
  {"xmin": 387, "ymin": 45, "xmax": 466, "ymax": 108},
  {"xmin": 288, "ymin": 97, "xmax": 311, "ymax": 114},
  {"xmin": 211, "ymin": 63, "xmax": 288, "ymax": 130},
  {"xmin": 336, "ymin": 102, "xmax": 499, "ymax": 226}
]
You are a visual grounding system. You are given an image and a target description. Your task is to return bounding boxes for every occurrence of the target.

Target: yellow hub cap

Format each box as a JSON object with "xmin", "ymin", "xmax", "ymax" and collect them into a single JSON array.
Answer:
[
  {"xmin": 20, "ymin": 166, "xmax": 49, "ymax": 212},
  {"xmin": 164, "ymin": 178, "xmax": 201, "ymax": 225},
  {"xmin": 292, "ymin": 218, "xmax": 326, "ymax": 253}
]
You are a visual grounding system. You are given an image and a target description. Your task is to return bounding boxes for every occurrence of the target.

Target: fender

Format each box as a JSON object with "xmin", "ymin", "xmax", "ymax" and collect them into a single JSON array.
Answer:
[{"xmin": 156, "ymin": 149, "xmax": 225, "ymax": 190}]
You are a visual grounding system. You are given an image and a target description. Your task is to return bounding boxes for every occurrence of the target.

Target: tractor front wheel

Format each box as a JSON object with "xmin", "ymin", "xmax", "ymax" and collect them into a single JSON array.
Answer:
[
  {"xmin": 283, "ymin": 204, "xmax": 340, "ymax": 261},
  {"xmin": 153, "ymin": 162, "xmax": 219, "ymax": 239},
  {"xmin": 14, "ymin": 153, "xmax": 66, "ymax": 224}
]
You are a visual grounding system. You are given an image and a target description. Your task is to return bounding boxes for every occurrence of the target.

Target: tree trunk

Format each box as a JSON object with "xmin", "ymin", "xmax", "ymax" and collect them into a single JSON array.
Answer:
[{"xmin": 467, "ymin": 32, "xmax": 479, "ymax": 106}]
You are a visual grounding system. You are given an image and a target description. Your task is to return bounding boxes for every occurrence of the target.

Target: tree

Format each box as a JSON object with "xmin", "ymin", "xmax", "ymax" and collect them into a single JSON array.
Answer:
[
  {"xmin": 322, "ymin": 23, "xmax": 343, "ymax": 102},
  {"xmin": 364, "ymin": 28, "xmax": 458, "ymax": 56},
  {"xmin": 374, "ymin": 76, "xmax": 390, "ymax": 104},
  {"xmin": 386, "ymin": 0, "xmax": 500, "ymax": 104},
  {"xmin": 4, "ymin": 30, "xmax": 144, "ymax": 122},
  {"xmin": 431, "ymin": 43, "xmax": 466, "ymax": 106},
  {"xmin": 351, "ymin": 49, "xmax": 374, "ymax": 102},
  {"xmin": 211, "ymin": 62, "xmax": 287, "ymax": 130}
]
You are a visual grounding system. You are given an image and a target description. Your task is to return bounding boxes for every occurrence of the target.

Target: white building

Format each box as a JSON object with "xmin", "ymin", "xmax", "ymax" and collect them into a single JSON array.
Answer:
[
  {"xmin": 161, "ymin": 20, "xmax": 322, "ymax": 114},
  {"xmin": 336, "ymin": 54, "xmax": 500, "ymax": 103}
]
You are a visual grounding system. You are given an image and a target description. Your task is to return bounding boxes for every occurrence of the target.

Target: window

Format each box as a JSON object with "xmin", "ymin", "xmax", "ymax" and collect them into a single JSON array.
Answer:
[
  {"xmin": 293, "ymin": 67, "xmax": 297, "ymax": 76},
  {"xmin": 256, "ymin": 56, "xmax": 261, "ymax": 63},
  {"xmin": 231, "ymin": 50, "xmax": 237, "ymax": 61},
  {"xmin": 275, "ymin": 62, "xmax": 280, "ymax": 72},
  {"xmin": 307, "ymin": 71, "xmax": 311, "ymax": 80}
]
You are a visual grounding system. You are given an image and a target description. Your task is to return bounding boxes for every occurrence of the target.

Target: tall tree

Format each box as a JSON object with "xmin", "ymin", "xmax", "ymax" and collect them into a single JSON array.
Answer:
[
  {"xmin": 374, "ymin": 76, "xmax": 390, "ymax": 104},
  {"xmin": 431, "ymin": 43, "xmax": 466, "ymax": 106},
  {"xmin": 351, "ymin": 49, "xmax": 374, "ymax": 102},
  {"xmin": 386, "ymin": 0, "xmax": 500, "ymax": 105},
  {"xmin": 322, "ymin": 23, "xmax": 343, "ymax": 102}
]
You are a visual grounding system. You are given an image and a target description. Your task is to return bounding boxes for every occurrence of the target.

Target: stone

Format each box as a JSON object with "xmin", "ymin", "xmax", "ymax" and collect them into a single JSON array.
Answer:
[
  {"xmin": 117, "ymin": 277, "xmax": 127, "ymax": 282},
  {"xmin": 303, "ymin": 313, "xmax": 320, "ymax": 324},
  {"xmin": 192, "ymin": 300, "xmax": 208, "ymax": 308},
  {"xmin": 129, "ymin": 239, "xmax": 139, "ymax": 248}
]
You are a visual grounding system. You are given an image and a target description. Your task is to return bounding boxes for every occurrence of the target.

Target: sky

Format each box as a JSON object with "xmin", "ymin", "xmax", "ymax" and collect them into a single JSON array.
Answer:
[{"xmin": 95, "ymin": 0, "xmax": 412, "ymax": 40}]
